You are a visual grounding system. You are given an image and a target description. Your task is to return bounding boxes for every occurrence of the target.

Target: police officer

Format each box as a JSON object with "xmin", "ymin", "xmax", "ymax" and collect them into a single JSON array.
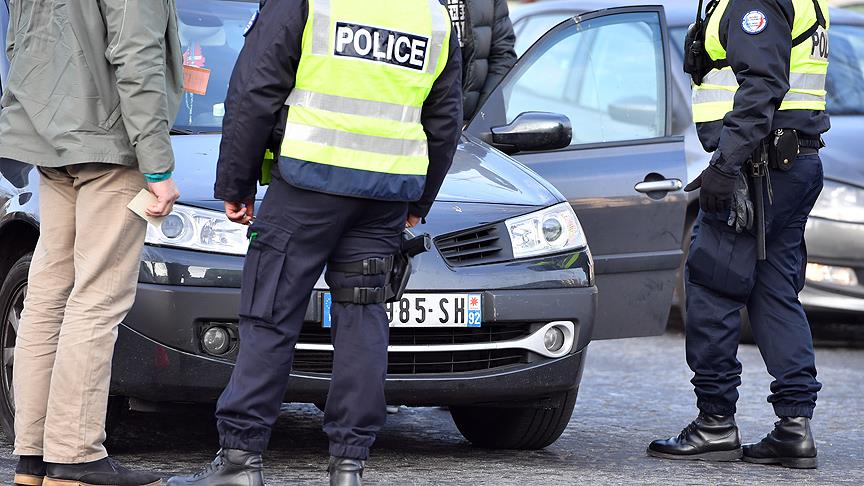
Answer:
[
  {"xmin": 648, "ymin": 0, "xmax": 829, "ymax": 469},
  {"xmin": 167, "ymin": 0, "xmax": 461, "ymax": 484}
]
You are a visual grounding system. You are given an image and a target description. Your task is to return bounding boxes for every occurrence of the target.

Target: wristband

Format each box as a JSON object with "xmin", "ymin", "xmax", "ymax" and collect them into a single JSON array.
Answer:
[{"xmin": 144, "ymin": 171, "xmax": 173, "ymax": 183}]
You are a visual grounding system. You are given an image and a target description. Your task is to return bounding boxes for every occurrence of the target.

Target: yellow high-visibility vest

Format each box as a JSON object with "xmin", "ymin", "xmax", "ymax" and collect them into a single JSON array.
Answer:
[
  {"xmin": 692, "ymin": 0, "xmax": 829, "ymax": 123},
  {"xmin": 279, "ymin": 0, "xmax": 451, "ymax": 201}
]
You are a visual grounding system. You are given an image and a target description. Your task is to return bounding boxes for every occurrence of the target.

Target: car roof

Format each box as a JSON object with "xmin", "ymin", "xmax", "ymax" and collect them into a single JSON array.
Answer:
[{"xmin": 512, "ymin": 0, "xmax": 864, "ymax": 28}]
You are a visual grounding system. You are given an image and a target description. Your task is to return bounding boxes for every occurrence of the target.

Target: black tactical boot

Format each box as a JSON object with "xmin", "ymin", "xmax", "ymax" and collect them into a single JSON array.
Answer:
[
  {"xmin": 743, "ymin": 417, "xmax": 817, "ymax": 469},
  {"xmin": 328, "ymin": 457, "xmax": 364, "ymax": 486},
  {"xmin": 14, "ymin": 455, "xmax": 46, "ymax": 486},
  {"xmin": 647, "ymin": 412, "xmax": 743, "ymax": 461},
  {"xmin": 166, "ymin": 449, "xmax": 264, "ymax": 486},
  {"xmin": 44, "ymin": 457, "xmax": 161, "ymax": 486}
]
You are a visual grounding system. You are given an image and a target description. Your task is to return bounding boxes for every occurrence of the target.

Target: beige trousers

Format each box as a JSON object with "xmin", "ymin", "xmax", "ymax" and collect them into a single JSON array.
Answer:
[{"xmin": 13, "ymin": 163, "xmax": 146, "ymax": 463}]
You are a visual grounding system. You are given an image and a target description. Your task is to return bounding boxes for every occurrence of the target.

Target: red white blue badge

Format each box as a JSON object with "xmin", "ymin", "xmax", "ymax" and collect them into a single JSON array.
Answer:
[{"xmin": 741, "ymin": 10, "xmax": 768, "ymax": 34}]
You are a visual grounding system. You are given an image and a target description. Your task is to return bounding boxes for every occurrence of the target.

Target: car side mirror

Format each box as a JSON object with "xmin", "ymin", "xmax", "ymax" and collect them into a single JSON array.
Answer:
[
  {"xmin": 488, "ymin": 112, "xmax": 572, "ymax": 155},
  {"xmin": 608, "ymin": 96, "xmax": 659, "ymax": 127}
]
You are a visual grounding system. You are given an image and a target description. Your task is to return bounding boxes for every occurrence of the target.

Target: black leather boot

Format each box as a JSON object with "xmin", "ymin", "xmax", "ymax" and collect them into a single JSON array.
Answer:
[
  {"xmin": 647, "ymin": 412, "xmax": 743, "ymax": 461},
  {"xmin": 328, "ymin": 457, "xmax": 364, "ymax": 486},
  {"xmin": 166, "ymin": 449, "xmax": 264, "ymax": 486},
  {"xmin": 14, "ymin": 455, "xmax": 46, "ymax": 486},
  {"xmin": 743, "ymin": 417, "xmax": 817, "ymax": 469},
  {"xmin": 44, "ymin": 457, "xmax": 161, "ymax": 486}
]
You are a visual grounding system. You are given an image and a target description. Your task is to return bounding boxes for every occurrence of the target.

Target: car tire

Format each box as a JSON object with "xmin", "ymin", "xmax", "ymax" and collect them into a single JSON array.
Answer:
[
  {"xmin": 0, "ymin": 254, "xmax": 125, "ymax": 443},
  {"xmin": 449, "ymin": 388, "xmax": 578, "ymax": 450}
]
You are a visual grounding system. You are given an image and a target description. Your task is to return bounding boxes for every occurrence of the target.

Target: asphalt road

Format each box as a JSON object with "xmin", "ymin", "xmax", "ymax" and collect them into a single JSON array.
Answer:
[{"xmin": 0, "ymin": 332, "xmax": 862, "ymax": 485}]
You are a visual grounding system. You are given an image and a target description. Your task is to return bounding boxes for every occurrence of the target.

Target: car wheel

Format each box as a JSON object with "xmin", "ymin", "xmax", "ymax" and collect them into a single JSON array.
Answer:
[
  {"xmin": 449, "ymin": 388, "xmax": 578, "ymax": 450},
  {"xmin": 0, "ymin": 254, "xmax": 125, "ymax": 443}
]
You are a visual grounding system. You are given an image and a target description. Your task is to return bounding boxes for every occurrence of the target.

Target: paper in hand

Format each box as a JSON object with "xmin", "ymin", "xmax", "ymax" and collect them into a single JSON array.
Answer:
[{"xmin": 127, "ymin": 189, "xmax": 166, "ymax": 227}]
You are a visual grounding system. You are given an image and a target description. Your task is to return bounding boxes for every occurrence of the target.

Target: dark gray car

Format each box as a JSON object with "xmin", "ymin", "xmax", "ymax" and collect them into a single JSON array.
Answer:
[
  {"xmin": 511, "ymin": 0, "xmax": 864, "ymax": 324},
  {"xmin": 0, "ymin": 0, "xmax": 687, "ymax": 450}
]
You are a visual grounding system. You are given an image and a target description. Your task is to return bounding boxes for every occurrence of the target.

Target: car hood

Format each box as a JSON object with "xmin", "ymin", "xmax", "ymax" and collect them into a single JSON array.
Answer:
[
  {"xmin": 170, "ymin": 134, "xmax": 561, "ymax": 208},
  {"xmin": 820, "ymin": 116, "xmax": 864, "ymax": 185}
]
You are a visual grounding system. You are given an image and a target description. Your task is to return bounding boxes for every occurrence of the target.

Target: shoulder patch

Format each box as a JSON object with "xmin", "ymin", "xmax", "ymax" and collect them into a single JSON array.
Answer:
[{"xmin": 741, "ymin": 10, "xmax": 768, "ymax": 35}]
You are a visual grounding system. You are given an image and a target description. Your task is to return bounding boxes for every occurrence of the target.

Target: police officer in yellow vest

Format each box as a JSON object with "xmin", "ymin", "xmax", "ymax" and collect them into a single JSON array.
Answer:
[
  {"xmin": 168, "ymin": 0, "xmax": 461, "ymax": 484},
  {"xmin": 648, "ymin": 0, "xmax": 828, "ymax": 469}
]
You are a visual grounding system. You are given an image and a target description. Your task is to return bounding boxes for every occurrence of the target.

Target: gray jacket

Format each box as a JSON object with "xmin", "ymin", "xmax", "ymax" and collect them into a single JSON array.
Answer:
[{"xmin": 0, "ymin": 0, "xmax": 183, "ymax": 174}]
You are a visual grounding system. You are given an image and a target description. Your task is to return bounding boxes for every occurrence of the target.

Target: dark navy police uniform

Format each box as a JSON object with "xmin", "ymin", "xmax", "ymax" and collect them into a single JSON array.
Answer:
[
  {"xmin": 686, "ymin": 0, "xmax": 826, "ymax": 419},
  {"xmin": 212, "ymin": 0, "xmax": 462, "ymax": 462}
]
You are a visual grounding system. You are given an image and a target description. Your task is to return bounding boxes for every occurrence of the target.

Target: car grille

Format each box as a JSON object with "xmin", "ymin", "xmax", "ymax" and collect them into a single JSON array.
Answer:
[
  {"xmin": 435, "ymin": 224, "xmax": 511, "ymax": 267},
  {"xmin": 205, "ymin": 322, "xmax": 536, "ymax": 375},
  {"xmin": 292, "ymin": 349, "xmax": 529, "ymax": 375},
  {"xmin": 298, "ymin": 322, "xmax": 530, "ymax": 345}
]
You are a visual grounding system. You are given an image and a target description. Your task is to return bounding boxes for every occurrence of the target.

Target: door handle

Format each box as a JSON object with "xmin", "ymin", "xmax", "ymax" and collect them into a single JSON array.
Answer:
[{"xmin": 634, "ymin": 179, "xmax": 683, "ymax": 194}]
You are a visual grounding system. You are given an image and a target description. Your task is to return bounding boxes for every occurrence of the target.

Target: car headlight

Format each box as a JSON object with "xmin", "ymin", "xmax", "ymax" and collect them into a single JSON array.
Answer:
[
  {"xmin": 811, "ymin": 180, "xmax": 864, "ymax": 224},
  {"xmin": 145, "ymin": 204, "xmax": 248, "ymax": 255},
  {"xmin": 506, "ymin": 203, "xmax": 587, "ymax": 259}
]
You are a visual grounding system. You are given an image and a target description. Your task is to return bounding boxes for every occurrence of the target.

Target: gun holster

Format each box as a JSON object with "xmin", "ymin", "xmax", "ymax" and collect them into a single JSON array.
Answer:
[{"xmin": 329, "ymin": 233, "xmax": 432, "ymax": 305}]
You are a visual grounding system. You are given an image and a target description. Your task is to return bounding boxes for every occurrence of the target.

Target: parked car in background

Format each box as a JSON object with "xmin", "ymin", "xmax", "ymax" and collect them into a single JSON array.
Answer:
[
  {"xmin": 834, "ymin": 0, "xmax": 864, "ymax": 15},
  {"xmin": 0, "ymin": 1, "xmax": 688, "ymax": 450},
  {"xmin": 510, "ymin": 0, "xmax": 864, "ymax": 325}
]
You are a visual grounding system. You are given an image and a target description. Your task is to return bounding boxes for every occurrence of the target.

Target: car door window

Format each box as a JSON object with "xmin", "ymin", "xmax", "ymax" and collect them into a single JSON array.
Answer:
[
  {"xmin": 513, "ymin": 12, "xmax": 573, "ymax": 55},
  {"xmin": 503, "ymin": 12, "xmax": 666, "ymax": 146}
]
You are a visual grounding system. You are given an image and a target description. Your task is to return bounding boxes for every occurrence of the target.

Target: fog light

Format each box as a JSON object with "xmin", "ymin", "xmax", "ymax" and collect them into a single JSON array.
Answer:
[
  {"xmin": 544, "ymin": 326, "xmax": 566, "ymax": 352},
  {"xmin": 202, "ymin": 326, "xmax": 231, "ymax": 356},
  {"xmin": 161, "ymin": 214, "xmax": 185, "ymax": 239},
  {"xmin": 806, "ymin": 263, "xmax": 859, "ymax": 287}
]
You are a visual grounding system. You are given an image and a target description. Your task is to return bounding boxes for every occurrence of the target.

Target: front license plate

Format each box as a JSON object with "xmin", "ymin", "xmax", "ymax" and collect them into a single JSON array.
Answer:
[{"xmin": 322, "ymin": 293, "xmax": 482, "ymax": 328}]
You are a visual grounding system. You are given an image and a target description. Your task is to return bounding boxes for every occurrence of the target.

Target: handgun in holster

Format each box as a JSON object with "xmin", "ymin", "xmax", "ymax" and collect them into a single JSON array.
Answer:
[{"xmin": 328, "ymin": 232, "xmax": 433, "ymax": 305}]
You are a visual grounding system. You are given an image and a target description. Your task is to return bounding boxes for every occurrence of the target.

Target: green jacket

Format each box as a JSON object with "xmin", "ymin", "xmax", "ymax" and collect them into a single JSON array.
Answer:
[{"xmin": 0, "ymin": 0, "xmax": 183, "ymax": 174}]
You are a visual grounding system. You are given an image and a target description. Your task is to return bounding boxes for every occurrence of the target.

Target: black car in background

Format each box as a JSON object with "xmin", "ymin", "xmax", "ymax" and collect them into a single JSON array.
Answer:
[{"xmin": 0, "ymin": 1, "xmax": 688, "ymax": 449}]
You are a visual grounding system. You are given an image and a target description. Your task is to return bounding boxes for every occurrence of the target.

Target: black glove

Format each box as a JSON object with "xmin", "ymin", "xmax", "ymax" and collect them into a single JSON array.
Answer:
[
  {"xmin": 727, "ymin": 172, "xmax": 754, "ymax": 233},
  {"xmin": 684, "ymin": 165, "xmax": 738, "ymax": 213}
]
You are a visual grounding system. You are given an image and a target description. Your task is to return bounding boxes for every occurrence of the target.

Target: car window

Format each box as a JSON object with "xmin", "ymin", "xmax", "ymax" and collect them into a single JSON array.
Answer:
[
  {"xmin": 503, "ymin": 11, "xmax": 666, "ymax": 146},
  {"xmin": 174, "ymin": 0, "xmax": 260, "ymax": 133},
  {"xmin": 513, "ymin": 12, "xmax": 574, "ymax": 56},
  {"xmin": 825, "ymin": 25, "xmax": 864, "ymax": 116}
]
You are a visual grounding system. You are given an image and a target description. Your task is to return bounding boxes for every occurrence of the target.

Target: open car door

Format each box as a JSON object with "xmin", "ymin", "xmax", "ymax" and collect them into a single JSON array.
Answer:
[{"xmin": 466, "ymin": 6, "xmax": 688, "ymax": 339}]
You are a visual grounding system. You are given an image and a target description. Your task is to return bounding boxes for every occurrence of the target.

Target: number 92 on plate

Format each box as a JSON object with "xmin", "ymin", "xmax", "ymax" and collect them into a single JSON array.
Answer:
[{"xmin": 323, "ymin": 293, "xmax": 482, "ymax": 328}]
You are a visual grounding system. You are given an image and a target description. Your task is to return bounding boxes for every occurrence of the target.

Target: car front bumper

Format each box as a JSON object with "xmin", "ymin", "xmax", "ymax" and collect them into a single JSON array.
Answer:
[{"xmin": 111, "ymin": 245, "xmax": 596, "ymax": 406}]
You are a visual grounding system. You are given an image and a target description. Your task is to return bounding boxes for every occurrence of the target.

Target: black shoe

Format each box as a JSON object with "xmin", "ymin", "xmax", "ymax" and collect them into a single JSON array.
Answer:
[
  {"xmin": 14, "ymin": 455, "xmax": 46, "ymax": 486},
  {"xmin": 166, "ymin": 449, "xmax": 264, "ymax": 486},
  {"xmin": 328, "ymin": 457, "xmax": 364, "ymax": 486},
  {"xmin": 743, "ymin": 417, "xmax": 818, "ymax": 469},
  {"xmin": 44, "ymin": 457, "xmax": 161, "ymax": 486},
  {"xmin": 647, "ymin": 412, "xmax": 743, "ymax": 461}
]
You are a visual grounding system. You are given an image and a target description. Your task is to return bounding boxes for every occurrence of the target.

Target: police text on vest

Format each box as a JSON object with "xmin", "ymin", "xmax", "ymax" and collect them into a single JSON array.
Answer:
[{"xmin": 334, "ymin": 23, "xmax": 429, "ymax": 71}]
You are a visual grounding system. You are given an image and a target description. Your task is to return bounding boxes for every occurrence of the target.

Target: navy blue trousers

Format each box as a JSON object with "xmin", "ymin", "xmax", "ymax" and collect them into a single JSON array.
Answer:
[
  {"xmin": 685, "ymin": 154, "xmax": 824, "ymax": 419},
  {"xmin": 216, "ymin": 173, "xmax": 406, "ymax": 460}
]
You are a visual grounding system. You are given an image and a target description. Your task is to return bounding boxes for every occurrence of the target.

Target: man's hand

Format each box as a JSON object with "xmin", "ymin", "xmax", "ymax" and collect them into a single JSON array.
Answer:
[
  {"xmin": 146, "ymin": 178, "xmax": 181, "ymax": 217},
  {"xmin": 225, "ymin": 199, "xmax": 255, "ymax": 225},
  {"xmin": 684, "ymin": 165, "xmax": 738, "ymax": 214},
  {"xmin": 406, "ymin": 214, "xmax": 421, "ymax": 228}
]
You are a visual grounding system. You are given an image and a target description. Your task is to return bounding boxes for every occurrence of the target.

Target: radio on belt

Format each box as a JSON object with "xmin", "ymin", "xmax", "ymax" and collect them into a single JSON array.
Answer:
[{"xmin": 334, "ymin": 22, "xmax": 429, "ymax": 70}]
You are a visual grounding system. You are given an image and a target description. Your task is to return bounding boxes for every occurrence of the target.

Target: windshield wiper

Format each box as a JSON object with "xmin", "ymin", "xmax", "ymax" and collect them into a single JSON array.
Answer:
[{"xmin": 170, "ymin": 127, "xmax": 195, "ymax": 135}]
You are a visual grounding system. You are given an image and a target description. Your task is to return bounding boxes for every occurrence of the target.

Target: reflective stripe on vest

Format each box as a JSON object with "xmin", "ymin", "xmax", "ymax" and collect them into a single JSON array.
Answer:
[
  {"xmin": 280, "ymin": 0, "xmax": 451, "ymax": 200},
  {"xmin": 692, "ymin": 0, "xmax": 829, "ymax": 123}
]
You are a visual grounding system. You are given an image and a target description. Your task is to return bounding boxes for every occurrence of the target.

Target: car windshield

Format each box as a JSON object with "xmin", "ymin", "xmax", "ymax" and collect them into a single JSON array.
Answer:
[
  {"xmin": 174, "ymin": 0, "xmax": 258, "ymax": 133},
  {"xmin": 670, "ymin": 25, "xmax": 864, "ymax": 116}
]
